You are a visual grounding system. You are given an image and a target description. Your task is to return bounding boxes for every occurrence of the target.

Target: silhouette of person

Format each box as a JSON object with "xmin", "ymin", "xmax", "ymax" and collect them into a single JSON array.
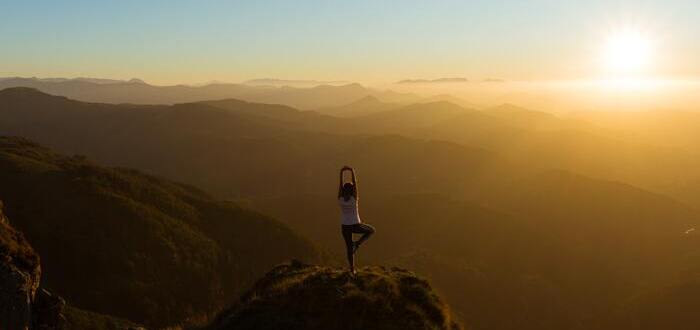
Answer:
[{"xmin": 338, "ymin": 166, "xmax": 375, "ymax": 275}]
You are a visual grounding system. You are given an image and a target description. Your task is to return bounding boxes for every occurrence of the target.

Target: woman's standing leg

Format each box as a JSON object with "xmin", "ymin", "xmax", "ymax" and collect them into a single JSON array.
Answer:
[{"xmin": 341, "ymin": 225, "xmax": 355, "ymax": 272}]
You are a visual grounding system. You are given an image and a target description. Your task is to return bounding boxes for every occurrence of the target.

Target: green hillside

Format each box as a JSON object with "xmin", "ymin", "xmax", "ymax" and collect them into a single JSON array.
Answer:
[{"xmin": 0, "ymin": 136, "xmax": 323, "ymax": 327}]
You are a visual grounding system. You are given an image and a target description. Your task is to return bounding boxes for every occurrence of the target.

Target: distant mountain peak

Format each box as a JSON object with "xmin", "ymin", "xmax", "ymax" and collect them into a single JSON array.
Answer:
[
  {"xmin": 313, "ymin": 82, "xmax": 365, "ymax": 89},
  {"xmin": 243, "ymin": 78, "xmax": 350, "ymax": 87},
  {"xmin": 415, "ymin": 100, "xmax": 463, "ymax": 108},
  {"xmin": 352, "ymin": 95, "xmax": 382, "ymax": 104},
  {"xmin": 396, "ymin": 77, "xmax": 468, "ymax": 84},
  {"xmin": 489, "ymin": 103, "xmax": 540, "ymax": 114},
  {"xmin": 126, "ymin": 78, "xmax": 146, "ymax": 84},
  {"xmin": 0, "ymin": 87, "xmax": 60, "ymax": 99}
]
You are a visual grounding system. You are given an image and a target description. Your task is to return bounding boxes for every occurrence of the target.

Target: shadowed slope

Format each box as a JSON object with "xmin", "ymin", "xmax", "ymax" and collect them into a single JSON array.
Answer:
[
  {"xmin": 0, "ymin": 136, "xmax": 323, "ymax": 326},
  {"xmin": 1, "ymin": 201, "xmax": 141, "ymax": 329}
]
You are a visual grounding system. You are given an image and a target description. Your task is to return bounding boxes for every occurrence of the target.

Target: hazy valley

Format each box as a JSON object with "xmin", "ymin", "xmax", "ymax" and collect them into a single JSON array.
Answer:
[{"xmin": 1, "ymin": 81, "xmax": 699, "ymax": 329}]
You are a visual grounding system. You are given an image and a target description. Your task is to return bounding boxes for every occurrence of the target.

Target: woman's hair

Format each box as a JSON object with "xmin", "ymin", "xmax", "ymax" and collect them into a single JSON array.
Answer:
[{"xmin": 341, "ymin": 182, "xmax": 357, "ymax": 201}]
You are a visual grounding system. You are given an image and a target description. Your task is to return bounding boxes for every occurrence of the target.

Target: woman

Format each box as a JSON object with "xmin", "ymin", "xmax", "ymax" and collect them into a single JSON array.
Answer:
[{"xmin": 338, "ymin": 166, "xmax": 375, "ymax": 274}]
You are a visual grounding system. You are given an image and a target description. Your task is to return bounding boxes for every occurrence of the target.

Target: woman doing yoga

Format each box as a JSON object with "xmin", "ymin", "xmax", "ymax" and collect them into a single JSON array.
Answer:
[{"xmin": 338, "ymin": 166, "xmax": 375, "ymax": 274}]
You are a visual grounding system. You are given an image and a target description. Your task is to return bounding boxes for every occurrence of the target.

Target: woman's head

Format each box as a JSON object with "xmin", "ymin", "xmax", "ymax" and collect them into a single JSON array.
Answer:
[{"xmin": 341, "ymin": 182, "xmax": 356, "ymax": 200}]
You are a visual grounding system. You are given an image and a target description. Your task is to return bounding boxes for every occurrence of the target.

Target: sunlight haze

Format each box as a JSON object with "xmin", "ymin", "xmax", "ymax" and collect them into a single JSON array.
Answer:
[
  {"xmin": 3, "ymin": 2, "xmax": 700, "ymax": 329},
  {"xmin": 2, "ymin": 0, "xmax": 699, "ymax": 84}
]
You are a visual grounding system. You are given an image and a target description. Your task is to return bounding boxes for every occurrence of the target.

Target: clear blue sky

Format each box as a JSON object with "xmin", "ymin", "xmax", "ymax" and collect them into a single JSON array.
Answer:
[{"xmin": 1, "ymin": 0, "xmax": 698, "ymax": 84}]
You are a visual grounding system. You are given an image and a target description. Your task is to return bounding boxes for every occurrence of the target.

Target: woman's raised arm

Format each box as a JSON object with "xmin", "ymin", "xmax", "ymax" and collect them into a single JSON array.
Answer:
[
  {"xmin": 350, "ymin": 168, "xmax": 358, "ymax": 198},
  {"xmin": 338, "ymin": 167, "xmax": 344, "ymax": 198},
  {"xmin": 338, "ymin": 166, "xmax": 351, "ymax": 198}
]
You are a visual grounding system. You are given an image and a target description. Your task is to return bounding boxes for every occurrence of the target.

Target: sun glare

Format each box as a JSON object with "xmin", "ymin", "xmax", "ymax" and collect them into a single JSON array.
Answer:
[{"xmin": 602, "ymin": 29, "xmax": 653, "ymax": 74}]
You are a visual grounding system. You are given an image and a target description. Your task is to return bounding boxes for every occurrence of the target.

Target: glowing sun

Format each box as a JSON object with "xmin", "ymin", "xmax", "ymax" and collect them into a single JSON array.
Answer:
[{"xmin": 602, "ymin": 29, "xmax": 653, "ymax": 74}]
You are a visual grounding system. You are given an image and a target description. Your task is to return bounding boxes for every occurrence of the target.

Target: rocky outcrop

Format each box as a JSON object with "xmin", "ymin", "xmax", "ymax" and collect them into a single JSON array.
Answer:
[
  {"xmin": 206, "ymin": 260, "xmax": 462, "ymax": 330},
  {"xmin": 0, "ymin": 259, "xmax": 38, "ymax": 329},
  {"xmin": 33, "ymin": 289, "xmax": 66, "ymax": 329},
  {"xmin": 0, "ymin": 200, "xmax": 64, "ymax": 329}
]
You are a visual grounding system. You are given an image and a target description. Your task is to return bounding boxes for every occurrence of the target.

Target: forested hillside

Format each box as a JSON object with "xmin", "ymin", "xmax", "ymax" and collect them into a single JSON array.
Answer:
[{"xmin": 0, "ymin": 136, "xmax": 323, "ymax": 326}]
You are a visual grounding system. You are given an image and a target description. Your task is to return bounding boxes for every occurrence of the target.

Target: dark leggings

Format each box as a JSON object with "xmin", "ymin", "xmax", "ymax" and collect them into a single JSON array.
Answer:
[{"xmin": 342, "ymin": 223, "xmax": 375, "ymax": 270}]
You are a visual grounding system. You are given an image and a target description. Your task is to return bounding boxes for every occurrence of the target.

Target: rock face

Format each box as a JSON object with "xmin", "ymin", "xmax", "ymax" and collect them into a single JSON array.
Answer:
[
  {"xmin": 0, "ymin": 200, "xmax": 64, "ymax": 329},
  {"xmin": 0, "ymin": 200, "xmax": 40, "ymax": 329},
  {"xmin": 33, "ymin": 289, "xmax": 66, "ymax": 329},
  {"xmin": 0, "ymin": 259, "xmax": 38, "ymax": 329},
  {"xmin": 206, "ymin": 260, "xmax": 462, "ymax": 330}
]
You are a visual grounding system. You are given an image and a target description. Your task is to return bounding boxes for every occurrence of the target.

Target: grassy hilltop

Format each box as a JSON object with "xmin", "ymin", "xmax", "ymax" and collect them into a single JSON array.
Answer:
[{"xmin": 206, "ymin": 260, "xmax": 462, "ymax": 330}]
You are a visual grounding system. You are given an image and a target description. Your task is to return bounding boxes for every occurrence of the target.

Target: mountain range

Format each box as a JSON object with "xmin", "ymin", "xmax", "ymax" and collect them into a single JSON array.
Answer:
[
  {"xmin": 396, "ymin": 77, "xmax": 469, "ymax": 84},
  {"xmin": 1, "ymin": 87, "xmax": 700, "ymax": 329},
  {"xmin": 0, "ymin": 77, "xmax": 422, "ymax": 109}
]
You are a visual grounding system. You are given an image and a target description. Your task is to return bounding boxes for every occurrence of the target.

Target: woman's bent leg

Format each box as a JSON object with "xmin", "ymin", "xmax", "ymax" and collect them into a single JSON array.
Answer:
[{"xmin": 353, "ymin": 223, "xmax": 375, "ymax": 247}]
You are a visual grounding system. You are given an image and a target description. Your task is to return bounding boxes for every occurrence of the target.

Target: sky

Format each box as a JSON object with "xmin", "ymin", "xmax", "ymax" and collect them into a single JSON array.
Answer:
[{"xmin": 1, "ymin": 0, "xmax": 699, "ymax": 85}]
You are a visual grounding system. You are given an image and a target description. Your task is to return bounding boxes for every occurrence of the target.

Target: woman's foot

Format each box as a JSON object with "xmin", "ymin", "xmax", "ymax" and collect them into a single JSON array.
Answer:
[{"xmin": 352, "ymin": 241, "xmax": 360, "ymax": 254}]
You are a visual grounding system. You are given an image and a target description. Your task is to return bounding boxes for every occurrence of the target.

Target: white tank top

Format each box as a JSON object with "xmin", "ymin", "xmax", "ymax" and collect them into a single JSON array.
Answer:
[{"xmin": 339, "ymin": 196, "xmax": 361, "ymax": 225}]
